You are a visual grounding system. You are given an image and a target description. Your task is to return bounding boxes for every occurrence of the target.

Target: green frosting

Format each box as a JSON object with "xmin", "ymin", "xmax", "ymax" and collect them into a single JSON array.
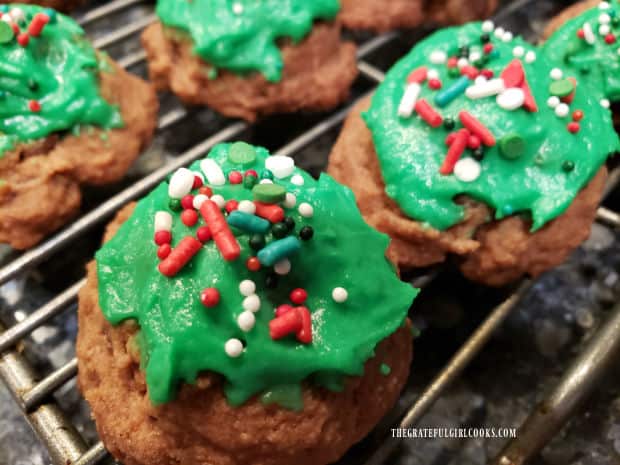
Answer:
[
  {"xmin": 0, "ymin": 4, "xmax": 122, "ymax": 158},
  {"xmin": 544, "ymin": 0, "xmax": 620, "ymax": 101},
  {"xmin": 96, "ymin": 143, "xmax": 417, "ymax": 407},
  {"xmin": 364, "ymin": 21, "xmax": 619, "ymax": 232},
  {"xmin": 155, "ymin": 0, "xmax": 340, "ymax": 82}
]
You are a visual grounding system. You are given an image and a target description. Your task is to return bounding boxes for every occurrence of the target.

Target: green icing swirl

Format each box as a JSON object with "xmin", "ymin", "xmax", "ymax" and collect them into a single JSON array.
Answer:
[
  {"xmin": 96, "ymin": 143, "xmax": 417, "ymax": 407},
  {"xmin": 544, "ymin": 0, "xmax": 620, "ymax": 101},
  {"xmin": 155, "ymin": 0, "xmax": 340, "ymax": 82},
  {"xmin": 0, "ymin": 4, "xmax": 122, "ymax": 158},
  {"xmin": 364, "ymin": 22, "xmax": 619, "ymax": 232}
]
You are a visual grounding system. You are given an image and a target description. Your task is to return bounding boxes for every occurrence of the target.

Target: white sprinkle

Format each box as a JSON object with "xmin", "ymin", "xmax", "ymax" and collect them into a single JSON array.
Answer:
[
  {"xmin": 427, "ymin": 69, "xmax": 440, "ymax": 80},
  {"xmin": 232, "ymin": 2, "xmax": 243, "ymax": 14},
  {"xmin": 225, "ymin": 339, "xmax": 244, "ymax": 357},
  {"xmin": 525, "ymin": 51, "xmax": 536, "ymax": 63},
  {"xmin": 283, "ymin": 193, "xmax": 297, "ymax": 209},
  {"xmin": 154, "ymin": 211, "xmax": 172, "ymax": 232},
  {"xmin": 1, "ymin": 14, "xmax": 11, "ymax": 24},
  {"xmin": 429, "ymin": 50, "xmax": 447, "ymax": 64},
  {"xmin": 601, "ymin": 98, "xmax": 611, "ymax": 108},
  {"xmin": 466, "ymin": 78, "xmax": 505, "ymax": 99},
  {"xmin": 265, "ymin": 155, "xmax": 295, "ymax": 179},
  {"xmin": 474, "ymin": 75, "xmax": 488, "ymax": 86},
  {"xmin": 482, "ymin": 20, "xmax": 494, "ymax": 33},
  {"xmin": 469, "ymin": 51, "xmax": 482, "ymax": 63},
  {"xmin": 617, "ymin": 48, "xmax": 620, "ymax": 55},
  {"xmin": 600, "ymin": 12, "xmax": 611, "ymax": 24},
  {"xmin": 454, "ymin": 158, "xmax": 482, "ymax": 183},
  {"xmin": 193, "ymin": 194, "xmax": 209, "ymax": 210},
  {"xmin": 398, "ymin": 83, "xmax": 421, "ymax": 118},
  {"xmin": 274, "ymin": 259, "xmax": 292, "ymax": 275},
  {"xmin": 9, "ymin": 7, "xmax": 24, "ymax": 21},
  {"xmin": 200, "ymin": 158, "xmax": 226, "ymax": 186},
  {"xmin": 494, "ymin": 27, "xmax": 505, "ymax": 39},
  {"xmin": 502, "ymin": 31, "xmax": 514, "ymax": 42},
  {"xmin": 237, "ymin": 200, "xmax": 256, "ymax": 215},
  {"xmin": 290, "ymin": 174, "xmax": 304, "ymax": 186},
  {"xmin": 259, "ymin": 179, "xmax": 274, "ymax": 185},
  {"xmin": 332, "ymin": 287, "xmax": 348, "ymax": 303},
  {"xmin": 555, "ymin": 103, "xmax": 570, "ymax": 118},
  {"xmin": 599, "ymin": 1, "xmax": 610, "ymax": 9},
  {"xmin": 550, "ymin": 68, "xmax": 563, "ymax": 80},
  {"xmin": 513, "ymin": 46, "xmax": 525, "ymax": 57},
  {"xmin": 168, "ymin": 168, "xmax": 195, "ymax": 199},
  {"xmin": 496, "ymin": 88, "xmax": 525, "ymax": 111},
  {"xmin": 298, "ymin": 203, "xmax": 314, "ymax": 218},
  {"xmin": 457, "ymin": 57, "xmax": 469, "ymax": 69},
  {"xmin": 237, "ymin": 311, "xmax": 256, "ymax": 332},
  {"xmin": 243, "ymin": 294, "xmax": 261, "ymax": 313},
  {"xmin": 547, "ymin": 96, "xmax": 560, "ymax": 108},
  {"xmin": 239, "ymin": 280, "xmax": 256, "ymax": 297},
  {"xmin": 210, "ymin": 194, "xmax": 226, "ymax": 209},
  {"xmin": 599, "ymin": 24, "xmax": 611, "ymax": 36},
  {"xmin": 583, "ymin": 22, "xmax": 596, "ymax": 44}
]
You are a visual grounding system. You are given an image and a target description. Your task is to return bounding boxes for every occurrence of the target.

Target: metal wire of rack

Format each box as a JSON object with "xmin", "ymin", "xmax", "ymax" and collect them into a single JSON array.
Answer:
[{"xmin": 0, "ymin": 1, "xmax": 618, "ymax": 465}]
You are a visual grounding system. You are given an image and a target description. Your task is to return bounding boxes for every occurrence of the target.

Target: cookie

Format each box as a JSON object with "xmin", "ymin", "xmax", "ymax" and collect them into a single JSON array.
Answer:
[
  {"xmin": 328, "ymin": 17, "xmax": 618, "ymax": 286},
  {"xmin": 141, "ymin": 0, "xmax": 357, "ymax": 122},
  {"xmin": 0, "ymin": 5, "xmax": 158, "ymax": 249},
  {"xmin": 339, "ymin": 0, "xmax": 499, "ymax": 32},
  {"xmin": 0, "ymin": 0, "xmax": 83, "ymax": 13},
  {"xmin": 78, "ymin": 143, "xmax": 417, "ymax": 465}
]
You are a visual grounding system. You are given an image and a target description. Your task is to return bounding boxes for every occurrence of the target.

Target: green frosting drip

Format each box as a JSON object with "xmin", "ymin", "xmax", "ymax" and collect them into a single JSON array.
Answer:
[
  {"xmin": 0, "ymin": 4, "xmax": 122, "ymax": 158},
  {"xmin": 364, "ymin": 21, "xmax": 619, "ymax": 232},
  {"xmin": 260, "ymin": 384, "xmax": 303, "ymax": 411},
  {"xmin": 544, "ymin": 0, "xmax": 620, "ymax": 101},
  {"xmin": 155, "ymin": 0, "xmax": 340, "ymax": 82},
  {"xmin": 96, "ymin": 143, "xmax": 417, "ymax": 407}
]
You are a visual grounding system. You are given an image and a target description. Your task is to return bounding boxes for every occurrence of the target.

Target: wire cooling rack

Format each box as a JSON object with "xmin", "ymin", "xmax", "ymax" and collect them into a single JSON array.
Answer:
[{"xmin": 0, "ymin": 1, "xmax": 619, "ymax": 464}]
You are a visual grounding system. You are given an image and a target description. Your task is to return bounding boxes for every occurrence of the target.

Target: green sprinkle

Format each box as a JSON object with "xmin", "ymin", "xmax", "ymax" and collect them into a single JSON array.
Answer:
[
  {"xmin": 499, "ymin": 133, "xmax": 526, "ymax": 160},
  {"xmin": 261, "ymin": 169, "xmax": 274, "ymax": 180},
  {"xmin": 228, "ymin": 141, "xmax": 257, "ymax": 166},
  {"xmin": 380, "ymin": 363, "xmax": 391, "ymax": 376},
  {"xmin": 562, "ymin": 160, "xmax": 575, "ymax": 172},
  {"xmin": 0, "ymin": 22, "xmax": 13, "ymax": 44},
  {"xmin": 243, "ymin": 175, "xmax": 258, "ymax": 189},
  {"xmin": 253, "ymin": 183, "xmax": 286, "ymax": 203},
  {"xmin": 169, "ymin": 199, "xmax": 182, "ymax": 211},
  {"xmin": 549, "ymin": 79, "xmax": 574, "ymax": 98}
]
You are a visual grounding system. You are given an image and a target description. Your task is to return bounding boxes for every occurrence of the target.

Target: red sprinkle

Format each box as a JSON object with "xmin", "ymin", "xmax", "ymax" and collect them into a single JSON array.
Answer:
[
  {"xmin": 481, "ymin": 69, "xmax": 494, "ymax": 79},
  {"xmin": 17, "ymin": 33, "xmax": 29, "ymax": 46},
  {"xmin": 406, "ymin": 66, "xmax": 428, "ymax": 84},
  {"xmin": 246, "ymin": 257, "xmax": 261, "ymax": 272},
  {"xmin": 295, "ymin": 307, "xmax": 313, "ymax": 344},
  {"xmin": 228, "ymin": 171, "xmax": 243, "ymax": 184},
  {"xmin": 10, "ymin": 23, "xmax": 19, "ymax": 35},
  {"xmin": 428, "ymin": 78, "xmax": 442, "ymax": 90},
  {"xmin": 414, "ymin": 99, "xmax": 443, "ymax": 128},
  {"xmin": 459, "ymin": 111, "xmax": 495, "ymax": 147},
  {"xmin": 181, "ymin": 195, "xmax": 195, "ymax": 210},
  {"xmin": 573, "ymin": 110, "xmax": 584, "ymax": 121},
  {"xmin": 290, "ymin": 288, "xmax": 308, "ymax": 305},
  {"xmin": 605, "ymin": 33, "xmax": 616, "ymax": 44},
  {"xmin": 254, "ymin": 202, "xmax": 285, "ymax": 223},
  {"xmin": 447, "ymin": 56, "xmax": 458, "ymax": 68},
  {"xmin": 157, "ymin": 244, "xmax": 171, "ymax": 260},
  {"xmin": 440, "ymin": 129, "xmax": 469, "ymax": 175},
  {"xmin": 154, "ymin": 230, "xmax": 172, "ymax": 245},
  {"xmin": 577, "ymin": 28, "xmax": 585, "ymax": 39},
  {"xmin": 467, "ymin": 134, "xmax": 481, "ymax": 150},
  {"xmin": 460, "ymin": 65, "xmax": 479, "ymax": 80},
  {"xmin": 28, "ymin": 13, "xmax": 49, "ymax": 37},
  {"xmin": 181, "ymin": 209, "xmax": 199, "ymax": 227},
  {"xmin": 445, "ymin": 133, "xmax": 457, "ymax": 146},
  {"xmin": 225, "ymin": 199, "xmax": 239, "ymax": 213},
  {"xmin": 269, "ymin": 310, "xmax": 303, "ymax": 340},
  {"xmin": 500, "ymin": 59, "xmax": 524, "ymax": 88},
  {"xmin": 244, "ymin": 169, "xmax": 258, "ymax": 178},
  {"xmin": 192, "ymin": 175, "xmax": 204, "ymax": 189},
  {"xmin": 196, "ymin": 226, "xmax": 212, "ymax": 243},
  {"xmin": 158, "ymin": 236, "xmax": 202, "ymax": 277},
  {"xmin": 483, "ymin": 43, "xmax": 494, "ymax": 54},
  {"xmin": 199, "ymin": 186, "xmax": 213, "ymax": 197},
  {"xmin": 200, "ymin": 200, "xmax": 240, "ymax": 261},
  {"xmin": 568, "ymin": 122, "xmax": 580, "ymax": 134},
  {"xmin": 28, "ymin": 100, "xmax": 41, "ymax": 112},
  {"xmin": 200, "ymin": 288, "xmax": 220, "ymax": 307},
  {"xmin": 275, "ymin": 304, "xmax": 294, "ymax": 317},
  {"xmin": 521, "ymin": 74, "xmax": 539, "ymax": 112}
]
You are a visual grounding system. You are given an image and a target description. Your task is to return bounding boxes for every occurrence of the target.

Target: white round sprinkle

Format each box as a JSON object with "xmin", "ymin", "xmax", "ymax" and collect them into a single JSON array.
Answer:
[
  {"xmin": 427, "ymin": 69, "xmax": 440, "ymax": 80},
  {"xmin": 429, "ymin": 50, "xmax": 447, "ymax": 64},
  {"xmin": 453, "ymin": 158, "xmax": 482, "ymax": 183},
  {"xmin": 210, "ymin": 194, "xmax": 226, "ymax": 209},
  {"xmin": 239, "ymin": 280, "xmax": 256, "ymax": 297},
  {"xmin": 601, "ymin": 98, "xmax": 611, "ymax": 108},
  {"xmin": 274, "ymin": 259, "xmax": 291, "ymax": 275},
  {"xmin": 513, "ymin": 46, "xmax": 525, "ymax": 57},
  {"xmin": 547, "ymin": 96, "xmax": 560, "ymax": 108},
  {"xmin": 584, "ymin": 22, "xmax": 596, "ymax": 44},
  {"xmin": 298, "ymin": 203, "xmax": 314, "ymax": 218},
  {"xmin": 200, "ymin": 158, "xmax": 226, "ymax": 186},
  {"xmin": 283, "ymin": 193, "xmax": 297, "ymax": 209},
  {"xmin": 332, "ymin": 287, "xmax": 348, "ymax": 303},
  {"xmin": 154, "ymin": 211, "xmax": 172, "ymax": 232},
  {"xmin": 9, "ymin": 7, "xmax": 24, "ymax": 21},
  {"xmin": 237, "ymin": 311, "xmax": 255, "ymax": 332},
  {"xmin": 550, "ymin": 68, "xmax": 563, "ymax": 80},
  {"xmin": 600, "ymin": 12, "xmax": 611, "ymax": 24},
  {"xmin": 502, "ymin": 31, "xmax": 513, "ymax": 42},
  {"xmin": 237, "ymin": 200, "xmax": 256, "ymax": 215},
  {"xmin": 243, "ymin": 294, "xmax": 261, "ymax": 313},
  {"xmin": 457, "ymin": 57, "xmax": 469, "ymax": 69},
  {"xmin": 494, "ymin": 27, "xmax": 505, "ymax": 39},
  {"xmin": 474, "ymin": 75, "xmax": 488, "ymax": 86},
  {"xmin": 525, "ymin": 51, "xmax": 536, "ymax": 63},
  {"xmin": 259, "ymin": 179, "xmax": 274, "ymax": 185},
  {"xmin": 481, "ymin": 20, "xmax": 494, "ymax": 33},
  {"xmin": 600, "ymin": 2, "xmax": 610, "ymax": 9},
  {"xmin": 290, "ymin": 174, "xmax": 304, "ymax": 186},
  {"xmin": 469, "ymin": 51, "xmax": 482, "ymax": 63},
  {"xmin": 555, "ymin": 103, "xmax": 570, "ymax": 118},
  {"xmin": 168, "ymin": 168, "xmax": 195, "ymax": 199},
  {"xmin": 232, "ymin": 2, "xmax": 243, "ymax": 14},
  {"xmin": 225, "ymin": 339, "xmax": 244, "ymax": 357},
  {"xmin": 265, "ymin": 155, "xmax": 295, "ymax": 179},
  {"xmin": 497, "ymin": 88, "xmax": 525, "ymax": 111},
  {"xmin": 193, "ymin": 194, "xmax": 208, "ymax": 210},
  {"xmin": 599, "ymin": 24, "xmax": 611, "ymax": 36}
]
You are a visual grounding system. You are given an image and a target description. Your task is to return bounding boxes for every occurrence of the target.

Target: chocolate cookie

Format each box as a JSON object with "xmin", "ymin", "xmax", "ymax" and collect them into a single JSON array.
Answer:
[{"xmin": 142, "ymin": 1, "xmax": 357, "ymax": 122}]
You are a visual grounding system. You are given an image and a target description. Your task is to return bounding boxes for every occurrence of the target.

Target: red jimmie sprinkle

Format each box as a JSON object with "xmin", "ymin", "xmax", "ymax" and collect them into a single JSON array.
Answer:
[
  {"xmin": 440, "ymin": 129, "xmax": 469, "ymax": 175},
  {"xmin": 200, "ymin": 200, "xmax": 240, "ymax": 261},
  {"xmin": 459, "ymin": 111, "xmax": 495, "ymax": 147},
  {"xmin": 154, "ymin": 230, "xmax": 172, "ymax": 245},
  {"xmin": 10, "ymin": 22, "xmax": 19, "ymax": 35},
  {"xmin": 28, "ymin": 13, "xmax": 49, "ymax": 37},
  {"xmin": 275, "ymin": 304, "xmax": 294, "ymax": 317},
  {"xmin": 414, "ymin": 99, "xmax": 443, "ymax": 128},
  {"xmin": 28, "ymin": 100, "xmax": 40, "ymax": 112},
  {"xmin": 17, "ymin": 33, "xmax": 29, "ymax": 46},
  {"xmin": 295, "ymin": 307, "xmax": 313, "ymax": 344},
  {"xmin": 254, "ymin": 202, "xmax": 284, "ymax": 223},
  {"xmin": 500, "ymin": 59, "xmax": 524, "ymax": 88},
  {"xmin": 406, "ymin": 66, "xmax": 428, "ymax": 84},
  {"xmin": 269, "ymin": 309, "xmax": 303, "ymax": 340},
  {"xmin": 158, "ymin": 236, "xmax": 202, "ymax": 277}
]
